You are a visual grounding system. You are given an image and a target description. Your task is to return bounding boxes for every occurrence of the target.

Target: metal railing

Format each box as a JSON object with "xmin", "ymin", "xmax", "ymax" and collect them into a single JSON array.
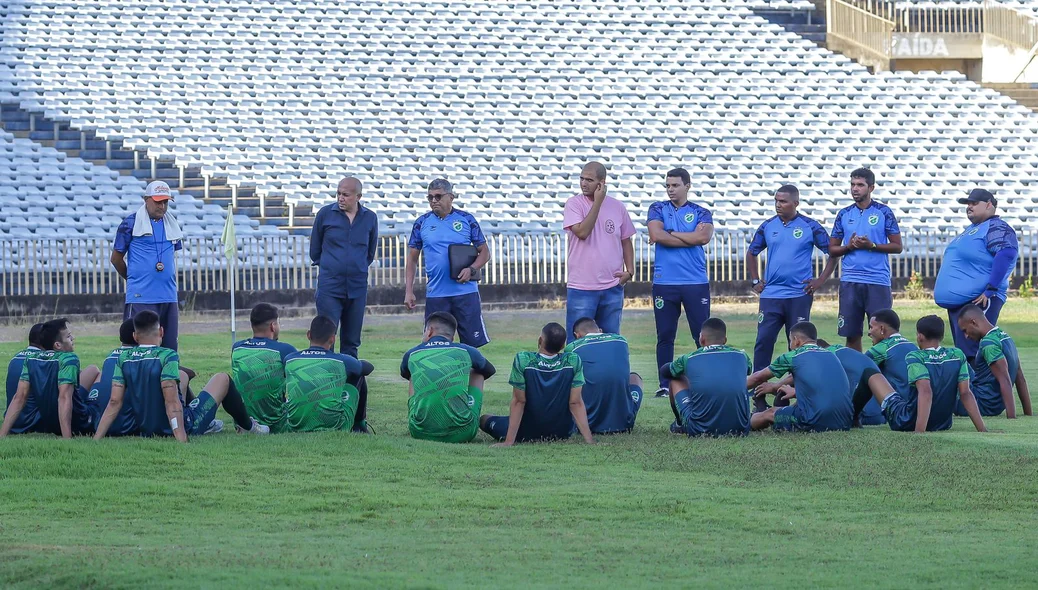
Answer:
[
  {"xmin": 2, "ymin": 231, "xmax": 1037, "ymax": 297},
  {"xmin": 852, "ymin": 1, "xmax": 984, "ymax": 34},
  {"xmin": 985, "ymin": 0, "xmax": 1038, "ymax": 50},
  {"xmin": 828, "ymin": 0, "xmax": 896, "ymax": 64}
]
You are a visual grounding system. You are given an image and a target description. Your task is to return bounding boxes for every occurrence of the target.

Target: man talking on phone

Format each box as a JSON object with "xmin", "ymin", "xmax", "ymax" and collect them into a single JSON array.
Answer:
[
  {"xmin": 404, "ymin": 178, "xmax": 492, "ymax": 348},
  {"xmin": 562, "ymin": 162, "xmax": 637, "ymax": 342}
]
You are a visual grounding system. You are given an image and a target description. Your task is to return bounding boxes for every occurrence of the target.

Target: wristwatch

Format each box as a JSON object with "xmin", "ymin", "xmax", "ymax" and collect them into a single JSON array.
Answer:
[{"xmin": 751, "ymin": 279, "xmax": 761, "ymax": 286}]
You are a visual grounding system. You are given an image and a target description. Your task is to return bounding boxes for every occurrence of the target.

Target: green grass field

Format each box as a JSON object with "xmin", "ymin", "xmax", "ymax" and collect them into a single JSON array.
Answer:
[{"xmin": 2, "ymin": 300, "xmax": 1038, "ymax": 589}]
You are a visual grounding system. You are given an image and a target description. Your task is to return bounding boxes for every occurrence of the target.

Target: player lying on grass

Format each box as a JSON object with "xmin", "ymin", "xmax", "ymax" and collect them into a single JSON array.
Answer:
[
  {"xmin": 480, "ymin": 322, "xmax": 595, "ymax": 446},
  {"xmin": 566, "ymin": 317, "xmax": 642, "ymax": 434},
  {"xmin": 852, "ymin": 315, "xmax": 987, "ymax": 432},
  {"xmin": 93, "ymin": 311, "xmax": 268, "ymax": 441},
  {"xmin": 865, "ymin": 309, "xmax": 917, "ymax": 425},
  {"xmin": 660, "ymin": 317, "xmax": 751, "ymax": 437},
  {"xmin": 3, "ymin": 322, "xmax": 43, "ymax": 435},
  {"xmin": 954, "ymin": 304, "xmax": 1031, "ymax": 418},
  {"xmin": 231, "ymin": 303, "xmax": 298, "ymax": 433},
  {"xmin": 285, "ymin": 315, "xmax": 374, "ymax": 433},
  {"xmin": 1, "ymin": 318, "xmax": 99, "ymax": 438},
  {"xmin": 401, "ymin": 311, "xmax": 496, "ymax": 443},
  {"xmin": 746, "ymin": 321, "xmax": 852, "ymax": 432}
]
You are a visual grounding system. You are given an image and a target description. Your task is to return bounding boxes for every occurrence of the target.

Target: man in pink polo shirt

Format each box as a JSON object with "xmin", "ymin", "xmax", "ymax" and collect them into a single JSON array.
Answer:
[{"xmin": 563, "ymin": 162, "xmax": 637, "ymax": 342}]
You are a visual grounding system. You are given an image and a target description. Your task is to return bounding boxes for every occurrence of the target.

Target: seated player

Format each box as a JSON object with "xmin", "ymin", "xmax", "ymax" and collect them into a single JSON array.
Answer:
[
  {"xmin": 284, "ymin": 315, "xmax": 374, "ymax": 433},
  {"xmin": 853, "ymin": 315, "xmax": 986, "ymax": 432},
  {"xmin": 565, "ymin": 317, "xmax": 642, "ymax": 434},
  {"xmin": 480, "ymin": 322, "xmax": 595, "ymax": 446},
  {"xmin": 746, "ymin": 321, "xmax": 851, "ymax": 432},
  {"xmin": 93, "ymin": 311, "xmax": 268, "ymax": 441},
  {"xmin": 865, "ymin": 309, "xmax": 918, "ymax": 424},
  {"xmin": 0, "ymin": 318, "xmax": 99, "ymax": 438},
  {"xmin": 3, "ymin": 322, "xmax": 43, "ymax": 434},
  {"xmin": 660, "ymin": 317, "xmax": 751, "ymax": 437},
  {"xmin": 231, "ymin": 303, "xmax": 298, "ymax": 433},
  {"xmin": 400, "ymin": 311, "xmax": 496, "ymax": 443},
  {"xmin": 954, "ymin": 304, "xmax": 1031, "ymax": 418},
  {"xmin": 85, "ymin": 319, "xmax": 140, "ymax": 436},
  {"xmin": 819, "ymin": 338, "xmax": 893, "ymax": 426}
]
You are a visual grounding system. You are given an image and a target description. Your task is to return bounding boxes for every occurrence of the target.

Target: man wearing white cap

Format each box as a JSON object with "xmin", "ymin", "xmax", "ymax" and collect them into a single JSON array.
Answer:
[{"xmin": 110, "ymin": 180, "xmax": 185, "ymax": 350}]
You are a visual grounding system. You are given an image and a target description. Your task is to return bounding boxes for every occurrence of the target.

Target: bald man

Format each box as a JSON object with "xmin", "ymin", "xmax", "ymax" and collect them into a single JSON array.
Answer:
[
  {"xmin": 309, "ymin": 177, "xmax": 379, "ymax": 357},
  {"xmin": 562, "ymin": 161, "xmax": 636, "ymax": 342}
]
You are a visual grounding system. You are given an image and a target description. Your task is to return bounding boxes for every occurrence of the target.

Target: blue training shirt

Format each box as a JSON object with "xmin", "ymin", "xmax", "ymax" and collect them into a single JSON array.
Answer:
[
  {"xmin": 664, "ymin": 344, "xmax": 752, "ymax": 437},
  {"xmin": 114, "ymin": 214, "xmax": 183, "ymax": 304},
  {"xmin": 770, "ymin": 343, "xmax": 852, "ymax": 431},
  {"xmin": 565, "ymin": 332, "xmax": 637, "ymax": 434},
  {"xmin": 408, "ymin": 208, "xmax": 487, "ymax": 298},
  {"xmin": 647, "ymin": 200, "xmax": 712, "ymax": 285},
  {"xmin": 748, "ymin": 214, "xmax": 829, "ymax": 299},
  {"xmin": 933, "ymin": 216, "xmax": 1018, "ymax": 307},
  {"xmin": 830, "ymin": 200, "xmax": 900, "ymax": 286},
  {"xmin": 4, "ymin": 346, "xmax": 40, "ymax": 434}
]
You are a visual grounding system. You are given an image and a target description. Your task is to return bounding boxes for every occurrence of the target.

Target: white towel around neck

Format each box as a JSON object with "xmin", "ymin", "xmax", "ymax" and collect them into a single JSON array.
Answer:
[{"xmin": 132, "ymin": 205, "xmax": 184, "ymax": 241}]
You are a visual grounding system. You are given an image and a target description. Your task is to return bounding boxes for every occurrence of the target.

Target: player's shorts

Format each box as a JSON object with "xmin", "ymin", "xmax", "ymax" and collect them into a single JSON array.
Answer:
[
  {"xmin": 954, "ymin": 387, "xmax": 1004, "ymax": 417},
  {"xmin": 673, "ymin": 388, "xmax": 750, "ymax": 437},
  {"xmin": 185, "ymin": 391, "xmax": 220, "ymax": 436},
  {"xmin": 479, "ymin": 413, "xmax": 573, "ymax": 443},
  {"xmin": 72, "ymin": 385, "xmax": 96, "ymax": 434},
  {"xmin": 773, "ymin": 406, "xmax": 849, "ymax": 433},
  {"xmin": 409, "ymin": 385, "xmax": 483, "ymax": 443},
  {"xmin": 856, "ymin": 366, "xmax": 887, "ymax": 426},
  {"xmin": 425, "ymin": 292, "xmax": 490, "ymax": 348},
  {"xmin": 838, "ymin": 282, "xmax": 893, "ymax": 338},
  {"xmin": 882, "ymin": 393, "xmax": 918, "ymax": 432}
]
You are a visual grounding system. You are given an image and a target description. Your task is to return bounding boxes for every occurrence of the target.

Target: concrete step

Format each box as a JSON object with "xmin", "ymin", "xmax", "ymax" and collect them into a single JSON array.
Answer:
[
  {"xmin": 81, "ymin": 149, "xmax": 135, "ymax": 160},
  {"xmin": 235, "ymin": 206, "xmax": 289, "ymax": 217}
]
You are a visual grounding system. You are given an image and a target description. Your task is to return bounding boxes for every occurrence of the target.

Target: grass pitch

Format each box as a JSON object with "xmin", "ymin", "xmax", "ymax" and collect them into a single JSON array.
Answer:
[{"xmin": 1, "ymin": 300, "xmax": 1037, "ymax": 588}]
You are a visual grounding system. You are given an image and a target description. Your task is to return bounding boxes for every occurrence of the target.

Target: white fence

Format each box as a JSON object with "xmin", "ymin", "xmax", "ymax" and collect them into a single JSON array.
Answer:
[{"xmin": 1, "ymin": 230, "xmax": 1036, "ymax": 296}]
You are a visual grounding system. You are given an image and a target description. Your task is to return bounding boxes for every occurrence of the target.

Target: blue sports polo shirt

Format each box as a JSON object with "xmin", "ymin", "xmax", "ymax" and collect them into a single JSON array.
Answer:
[
  {"xmin": 830, "ymin": 200, "xmax": 900, "ymax": 287},
  {"xmin": 408, "ymin": 208, "xmax": 487, "ymax": 298},
  {"xmin": 647, "ymin": 200, "xmax": 712, "ymax": 285},
  {"xmin": 933, "ymin": 217, "xmax": 1018, "ymax": 307},
  {"xmin": 114, "ymin": 214, "xmax": 182, "ymax": 304},
  {"xmin": 748, "ymin": 214, "xmax": 829, "ymax": 299}
]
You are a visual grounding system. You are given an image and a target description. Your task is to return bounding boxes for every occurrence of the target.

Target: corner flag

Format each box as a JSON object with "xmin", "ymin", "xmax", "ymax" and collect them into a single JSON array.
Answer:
[{"xmin": 221, "ymin": 205, "xmax": 237, "ymax": 345}]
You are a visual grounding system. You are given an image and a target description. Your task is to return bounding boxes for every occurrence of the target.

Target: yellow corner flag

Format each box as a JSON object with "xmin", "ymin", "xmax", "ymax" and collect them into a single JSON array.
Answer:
[{"xmin": 221, "ymin": 204, "xmax": 236, "ymax": 260}]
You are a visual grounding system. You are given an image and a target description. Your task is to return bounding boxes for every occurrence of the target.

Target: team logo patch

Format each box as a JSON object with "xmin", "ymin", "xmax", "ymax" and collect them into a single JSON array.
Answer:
[
  {"xmin": 838, "ymin": 315, "xmax": 846, "ymax": 329},
  {"xmin": 654, "ymin": 296, "xmax": 665, "ymax": 309},
  {"xmin": 343, "ymin": 391, "xmax": 351, "ymax": 402},
  {"xmin": 189, "ymin": 398, "xmax": 200, "ymax": 409},
  {"xmin": 797, "ymin": 316, "xmax": 806, "ymax": 322},
  {"xmin": 467, "ymin": 395, "xmax": 475, "ymax": 407},
  {"xmin": 868, "ymin": 214, "xmax": 879, "ymax": 226},
  {"xmin": 967, "ymin": 227, "xmax": 979, "ymax": 236},
  {"xmin": 631, "ymin": 389, "xmax": 642, "ymax": 404},
  {"xmin": 684, "ymin": 213, "xmax": 695, "ymax": 223},
  {"xmin": 606, "ymin": 219, "xmax": 616, "ymax": 234},
  {"xmin": 792, "ymin": 228, "xmax": 804, "ymax": 239},
  {"xmin": 701, "ymin": 298, "xmax": 709, "ymax": 305},
  {"xmin": 757, "ymin": 312, "xmax": 764, "ymax": 324},
  {"xmin": 452, "ymin": 221, "xmax": 464, "ymax": 232}
]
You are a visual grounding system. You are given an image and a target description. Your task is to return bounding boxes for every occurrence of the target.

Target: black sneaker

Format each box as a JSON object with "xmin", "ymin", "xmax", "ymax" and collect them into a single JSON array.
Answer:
[{"xmin": 654, "ymin": 387, "xmax": 669, "ymax": 398}]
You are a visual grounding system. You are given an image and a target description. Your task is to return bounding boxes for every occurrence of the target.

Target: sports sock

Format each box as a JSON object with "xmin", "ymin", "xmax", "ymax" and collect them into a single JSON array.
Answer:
[
  {"xmin": 669, "ymin": 391, "xmax": 684, "ymax": 424},
  {"xmin": 851, "ymin": 385, "xmax": 873, "ymax": 421},
  {"xmin": 352, "ymin": 375, "xmax": 369, "ymax": 430},
  {"xmin": 221, "ymin": 385, "xmax": 254, "ymax": 431}
]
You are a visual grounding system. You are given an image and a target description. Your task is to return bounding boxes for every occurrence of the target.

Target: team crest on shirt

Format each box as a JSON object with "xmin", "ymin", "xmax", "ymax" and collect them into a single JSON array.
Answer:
[
  {"xmin": 654, "ymin": 296, "xmax": 664, "ymax": 309},
  {"xmin": 867, "ymin": 215, "xmax": 879, "ymax": 226},
  {"xmin": 967, "ymin": 227, "xmax": 979, "ymax": 236},
  {"xmin": 606, "ymin": 220, "xmax": 616, "ymax": 234},
  {"xmin": 683, "ymin": 213, "xmax": 695, "ymax": 223},
  {"xmin": 792, "ymin": 228, "xmax": 804, "ymax": 239},
  {"xmin": 452, "ymin": 221, "xmax": 464, "ymax": 232},
  {"xmin": 838, "ymin": 315, "xmax": 846, "ymax": 328}
]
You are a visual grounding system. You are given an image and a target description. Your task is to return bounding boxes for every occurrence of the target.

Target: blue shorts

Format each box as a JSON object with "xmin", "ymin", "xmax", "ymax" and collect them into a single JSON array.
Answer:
[
  {"xmin": 73, "ymin": 385, "xmax": 95, "ymax": 435},
  {"xmin": 184, "ymin": 391, "xmax": 219, "ymax": 436},
  {"xmin": 673, "ymin": 388, "xmax": 750, "ymax": 437},
  {"xmin": 479, "ymin": 415, "xmax": 572, "ymax": 443},
  {"xmin": 954, "ymin": 387, "xmax": 1004, "ymax": 417},
  {"xmin": 882, "ymin": 393, "xmax": 918, "ymax": 432},
  {"xmin": 772, "ymin": 405, "xmax": 805, "ymax": 432},
  {"xmin": 838, "ymin": 282, "xmax": 893, "ymax": 338},
  {"xmin": 425, "ymin": 292, "xmax": 490, "ymax": 348}
]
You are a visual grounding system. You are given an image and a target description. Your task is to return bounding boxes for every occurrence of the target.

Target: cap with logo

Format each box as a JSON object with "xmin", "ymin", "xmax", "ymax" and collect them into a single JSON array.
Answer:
[
  {"xmin": 957, "ymin": 188, "xmax": 995, "ymax": 207},
  {"xmin": 144, "ymin": 180, "xmax": 173, "ymax": 202}
]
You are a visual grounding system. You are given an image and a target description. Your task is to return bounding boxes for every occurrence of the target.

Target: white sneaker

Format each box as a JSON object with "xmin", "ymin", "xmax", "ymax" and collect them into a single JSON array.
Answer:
[
  {"xmin": 202, "ymin": 419, "xmax": 224, "ymax": 435},
  {"xmin": 654, "ymin": 387, "xmax": 669, "ymax": 398},
  {"xmin": 236, "ymin": 418, "xmax": 270, "ymax": 435}
]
